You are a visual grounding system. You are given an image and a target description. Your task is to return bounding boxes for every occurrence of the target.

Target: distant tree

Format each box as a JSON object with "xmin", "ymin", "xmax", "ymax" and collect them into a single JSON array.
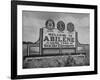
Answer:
[
  {"xmin": 23, "ymin": 41, "xmax": 27, "ymax": 44},
  {"xmin": 23, "ymin": 41, "xmax": 33, "ymax": 44}
]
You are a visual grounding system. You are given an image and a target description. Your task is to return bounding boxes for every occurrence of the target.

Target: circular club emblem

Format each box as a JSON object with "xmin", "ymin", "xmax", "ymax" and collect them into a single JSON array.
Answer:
[
  {"xmin": 45, "ymin": 19, "xmax": 55, "ymax": 30},
  {"xmin": 67, "ymin": 22, "xmax": 75, "ymax": 32},
  {"xmin": 57, "ymin": 21, "xmax": 65, "ymax": 31}
]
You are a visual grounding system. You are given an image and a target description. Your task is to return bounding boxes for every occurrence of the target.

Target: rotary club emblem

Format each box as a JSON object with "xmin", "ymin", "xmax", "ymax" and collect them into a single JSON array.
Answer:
[{"xmin": 57, "ymin": 21, "xmax": 65, "ymax": 31}]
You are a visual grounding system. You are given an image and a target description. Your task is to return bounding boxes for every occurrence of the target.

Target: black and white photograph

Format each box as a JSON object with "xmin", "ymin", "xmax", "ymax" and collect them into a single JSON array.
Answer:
[
  {"xmin": 22, "ymin": 11, "xmax": 90, "ymax": 69},
  {"xmin": 11, "ymin": 1, "xmax": 97, "ymax": 79}
]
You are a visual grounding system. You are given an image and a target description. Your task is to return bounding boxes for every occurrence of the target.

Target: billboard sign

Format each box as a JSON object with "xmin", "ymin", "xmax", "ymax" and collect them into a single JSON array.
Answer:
[{"xmin": 43, "ymin": 28, "xmax": 76, "ymax": 48}]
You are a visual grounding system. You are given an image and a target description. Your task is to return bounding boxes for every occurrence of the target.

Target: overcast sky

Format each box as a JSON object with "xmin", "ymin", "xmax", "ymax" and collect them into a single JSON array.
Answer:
[{"xmin": 22, "ymin": 11, "xmax": 90, "ymax": 44}]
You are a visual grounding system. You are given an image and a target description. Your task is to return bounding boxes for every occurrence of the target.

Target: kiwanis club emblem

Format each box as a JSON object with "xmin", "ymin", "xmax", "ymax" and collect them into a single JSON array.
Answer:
[{"xmin": 67, "ymin": 22, "xmax": 75, "ymax": 32}]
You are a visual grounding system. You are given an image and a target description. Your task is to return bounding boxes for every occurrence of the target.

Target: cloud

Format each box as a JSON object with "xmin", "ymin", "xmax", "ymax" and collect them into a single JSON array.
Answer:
[
  {"xmin": 77, "ymin": 17, "xmax": 90, "ymax": 27},
  {"xmin": 22, "ymin": 15, "xmax": 45, "ymax": 42}
]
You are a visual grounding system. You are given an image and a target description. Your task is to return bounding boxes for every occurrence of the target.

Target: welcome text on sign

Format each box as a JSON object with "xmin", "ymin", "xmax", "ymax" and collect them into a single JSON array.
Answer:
[{"xmin": 43, "ymin": 29, "xmax": 76, "ymax": 48}]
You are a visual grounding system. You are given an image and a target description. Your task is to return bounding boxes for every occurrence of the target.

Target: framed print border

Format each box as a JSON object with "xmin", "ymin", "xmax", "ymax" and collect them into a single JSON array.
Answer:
[{"xmin": 11, "ymin": 0, "xmax": 98, "ymax": 79}]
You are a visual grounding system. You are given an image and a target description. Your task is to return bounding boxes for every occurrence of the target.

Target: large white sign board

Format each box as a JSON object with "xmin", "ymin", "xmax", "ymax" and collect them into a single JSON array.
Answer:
[{"xmin": 43, "ymin": 28, "xmax": 76, "ymax": 48}]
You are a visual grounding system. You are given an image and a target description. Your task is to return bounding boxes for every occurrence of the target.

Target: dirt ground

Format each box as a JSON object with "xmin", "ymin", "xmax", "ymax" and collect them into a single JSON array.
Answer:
[{"xmin": 23, "ymin": 54, "xmax": 89, "ymax": 69}]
